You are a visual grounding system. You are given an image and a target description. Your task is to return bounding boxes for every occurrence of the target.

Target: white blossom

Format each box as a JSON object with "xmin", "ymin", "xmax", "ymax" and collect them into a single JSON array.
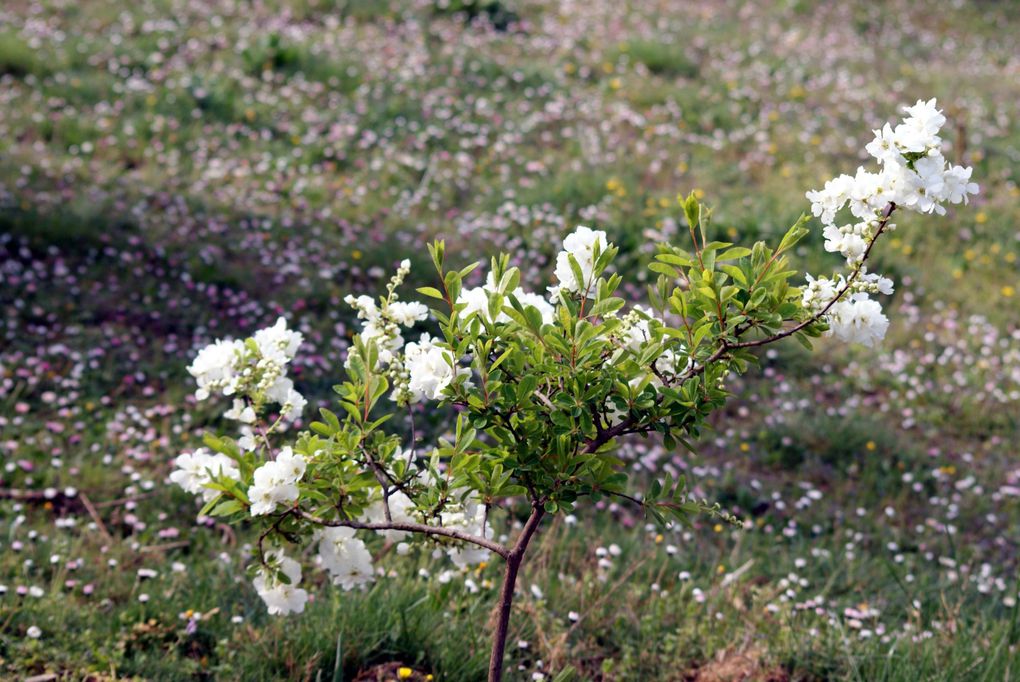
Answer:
[
  {"xmin": 363, "ymin": 491, "xmax": 417, "ymax": 541},
  {"xmin": 318, "ymin": 527, "xmax": 375, "ymax": 590},
  {"xmin": 827, "ymin": 294, "xmax": 890, "ymax": 347},
  {"xmin": 404, "ymin": 334, "xmax": 463, "ymax": 402},
  {"xmin": 253, "ymin": 317, "xmax": 303, "ymax": 364},
  {"xmin": 803, "ymin": 99, "xmax": 977, "ymax": 347},
  {"xmin": 552, "ymin": 226, "xmax": 609, "ymax": 296},
  {"xmin": 942, "ymin": 164, "xmax": 979, "ymax": 205},
  {"xmin": 253, "ymin": 552, "xmax": 308, "ymax": 616},
  {"xmin": 441, "ymin": 497, "xmax": 494, "ymax": 567},
  {"xmin": 248, "ymin": 447, "xmax": 306, "ymax": 516},
  {"xmin": 224, "ymin": 399, "xmax": 256, "ymax": 424},
  {"xmin": 170, "ymin": 448, "xmax": 240, "ymax": 502},
  {"xmin": 388, "ymin": 301, "xmax": 429, "ymax": 327},
  {"xmin": 187, "ymin": 339, "xmax": 244, "ymax": 400}
]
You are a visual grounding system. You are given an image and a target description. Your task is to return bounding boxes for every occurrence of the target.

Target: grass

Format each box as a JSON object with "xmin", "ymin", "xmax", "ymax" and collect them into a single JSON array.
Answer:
[{"xmin": 1, "ymin": 0, "xmax": 1019, "ymax": 679}]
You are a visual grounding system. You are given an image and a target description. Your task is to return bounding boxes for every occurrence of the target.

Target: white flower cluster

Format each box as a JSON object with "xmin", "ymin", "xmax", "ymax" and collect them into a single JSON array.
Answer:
[
  {"xmin": 807, "ymin": 100, "xmax": 977, "ymax": 226},
  {"xmin": 402, "ymin": 333, "xmax": 467, "ymax": 403},
  {"xmin": 374, "ymin": 235, "xmax": 618, "ymax": 405},
  {"xmin": 803, "ymin": 99, "xmax": 978, "ymax": 347},
  {"xmin": 440, "ymin": 497, "xmax": 495, "ymax": 568},
  {"xmin": 344, "ymin": 259, "xmax": 428, "ymax": 369},
  {"xmin": 169, "ymin": 448, "xmax": 240, "ymax": 502},
  {"xmin": 364, "ymin": 489, "xmax": 417, "ymax": 541},
  {"xmin": 550, "ymin": 225, "xmax": 609, "ymax": 298},
  {"xmin": 253, "ymin": 551, "xmax": 308, "ymax": 616},
  {"xmin": 345, "ymin": 260, "xmax": 439, "ymax": 405},
  {"xmin": 317, "ymin": 526, "xmax": 375, "ymax": 591},
  {"xmin": 248, "ymin": 447, "xmax": 307, "ymax": 516},
  {"xmin": 459, "ymin": 272, "xmax": 556, "ymax": 326},
  {"xmin": 188, "ymin": 339, "xmax": 245, "ymax": 401},
  {"xmin": 187, "ymin": 317, "xmax": 307, "ymax": 436},
  {"xmin": 615, "ymin": 306, "xmax": 692, "ymax": 381},
  {"xmin": 176, "ymin": 296, "xmax": 534, "ymax": 619}
]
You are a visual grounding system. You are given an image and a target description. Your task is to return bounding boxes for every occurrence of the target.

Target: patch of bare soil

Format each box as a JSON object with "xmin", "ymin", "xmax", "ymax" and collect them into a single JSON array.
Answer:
[
  {"xmin": 353, "ymin": 662, "xmax": 431, "ymax": 682},
  {"xmin": 685, "ymin": 647, "xmax": 789, "ymax": 682}
]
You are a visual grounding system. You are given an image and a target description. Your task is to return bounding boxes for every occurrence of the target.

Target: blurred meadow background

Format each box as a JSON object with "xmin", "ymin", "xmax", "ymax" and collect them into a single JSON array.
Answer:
[{"xmin": 1, "ymin": 0, "xmax": 1019, "ymax": 679}]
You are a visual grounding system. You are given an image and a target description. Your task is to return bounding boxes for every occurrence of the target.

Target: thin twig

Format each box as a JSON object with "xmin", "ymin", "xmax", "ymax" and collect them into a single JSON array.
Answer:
[
  {"xmin": 729, "ymin": 202, "xmax": 896, "ymax": 350},
  {"xmin": 79, "ymin": 492, "xmax": 113, "ymax": 545},
  {"xmin": 295, "ymin": 510, "xmax": 510, "ymax": 559}
]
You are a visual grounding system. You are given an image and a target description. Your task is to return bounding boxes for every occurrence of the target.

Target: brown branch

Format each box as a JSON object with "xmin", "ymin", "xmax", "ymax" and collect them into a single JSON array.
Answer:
[
  {"xmin": 728, "ymin": 201, "xmax": 896, "ymax": 350},
  {"xmin": 673, "ymin": 202, "xmax": 898, "ymax": 381},
  {"xmin": 488, "ymin": 504, "xmax": 546, "ymax": 682},
  {"xmin": 79, "ymin": 492, "xmax": 113, "ymax": 545},
  {"xmin": 295, "ymin": 510, "xmax": 510, "ymax": 559}
]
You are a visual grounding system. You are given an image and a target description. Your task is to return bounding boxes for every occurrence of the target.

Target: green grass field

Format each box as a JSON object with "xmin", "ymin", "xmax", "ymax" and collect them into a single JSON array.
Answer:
[{"xmin": 1, "ymin": 0, "xmax": 1019, "ymax": 679}]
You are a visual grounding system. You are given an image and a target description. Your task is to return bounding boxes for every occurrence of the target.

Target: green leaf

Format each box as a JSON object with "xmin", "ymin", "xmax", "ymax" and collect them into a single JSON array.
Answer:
[
  {"xmin": 648, "ymin": 262, "xmax": 680, "ymax": 277},
  {"xmin": 777, "ymin": 214, "xmax": 811, "ymax": 253},
  {"xmin": 310, "ymin": 422, "xmax": 333, "ymax": 437},
  {"xmin": 417, "ymin": 286, "xmax": 445, "ymax": 300},
  {"xmin": 683, "ymin": 192, "xmax": 701, "ymax": 233},
  {"xmin": 719, "ymin": 264, "xmax": 747, "ymax": 286},
  {"xmin": 552, "ymin": 666, "xmax": 579, "ymax": 682},
  {"xmin": 717, "ymin": 246, "xmax": 752, "ymax": 261},
  {"xmin": 655, "ymin": 252, "xmax": 694, "ymax": 267},
  {"xmin": 320, "ymin": 408, "xmax": 341, "ymax": 431},
  {"xmin": 567, "ymin": 253, "xmax": 586, "ymax": 293},
  {"xmin": 210, "ymin": 499, "xmax": 245, "ymax": 517}
]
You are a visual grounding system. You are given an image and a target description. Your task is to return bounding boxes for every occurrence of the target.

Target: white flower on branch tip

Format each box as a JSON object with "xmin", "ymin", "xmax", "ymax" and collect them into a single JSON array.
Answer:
[
  {"xmin": 253, "ymin": 551, "xmax": 308, "ymax": 616},
  {"xmin": 224, "ymin": 399, "xmax": 256, "ymax": 424},
  {"xmin": 187, "ymin": 338, "xmax": 244, "ymax": 400},
  {"xmin": 552, "ymin": 225, "xmax": 609, "ymax": 297},
  {"xmin": 346, "ymin": 294, "xmax": 380, "ymax": 321},
  {"xmin": 827, "ymin": 294, "xmax": 890, "ymax": 348},
  {"xmin": 804, "ymin": 98, "xmax": 977, "ymax": 348},
  {"xmin": 808, "ymin": 99, "xmax": 976, "ymax": 228},
  {"xmin": 170, "ymin": 448, "xmax": 240, "ymax": 503},
  {"xmin": 344, "ymin": 267, "xmax": 426, "ymax": 371},
  {"xmin": 317, "ymin": 527, "xmax": 375, "ymax": 591},
  {"xmin": 404, "ymin": 333, "xmax": 469, "ymax": 403},
  {"xmin": 899, "ymin": 98, "xmax": 946, "ymax": 143},
  {"xmin": 248, "ymin": 447, "xmax": 306, "ymax": 516},
  {"xmin": 265, "ymin": 376, "xmax": 306, "ymax": 422},
  {"xmin": 253, "ymin": 317, "xmax": 303, "ymax": 364}
]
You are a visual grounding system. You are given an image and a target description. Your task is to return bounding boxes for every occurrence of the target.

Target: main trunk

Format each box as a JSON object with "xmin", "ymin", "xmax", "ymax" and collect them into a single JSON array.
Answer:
[
  {"xmin": 487, "ymin": 553, "xmax": 523, "ymax": 681},
  {"xmin": 487, "ymin": 506, "xmax": 545, "ymax": 682}
]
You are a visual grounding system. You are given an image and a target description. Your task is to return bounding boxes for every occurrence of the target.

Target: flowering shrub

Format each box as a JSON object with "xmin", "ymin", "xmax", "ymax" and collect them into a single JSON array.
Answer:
[{"xmin": 171, "ymin": 100, "xmax": 976, "ymax": 681}]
